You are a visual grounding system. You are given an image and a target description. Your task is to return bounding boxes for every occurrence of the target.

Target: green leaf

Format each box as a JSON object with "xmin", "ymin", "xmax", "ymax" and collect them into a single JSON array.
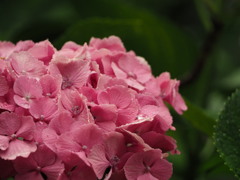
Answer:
[
  {"xmin": 55, "ymin": 17, "xmax": 196, "ymax": 78},
  {"xmin": 182, "ymin": 99, "xmax": 215, "ymax": 136},
  {"xmin": 195, "ymin": 0, "xmax": 213, "ymax": 31},
  {"xmin": 214, "ymin": 89, "xmax": 240, "ymax": 178}
]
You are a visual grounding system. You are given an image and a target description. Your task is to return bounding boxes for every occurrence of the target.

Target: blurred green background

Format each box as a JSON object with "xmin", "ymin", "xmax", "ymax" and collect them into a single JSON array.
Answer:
[{"xmin": 1, "ymin": 0, "xmax": 240, "ymax": 179}]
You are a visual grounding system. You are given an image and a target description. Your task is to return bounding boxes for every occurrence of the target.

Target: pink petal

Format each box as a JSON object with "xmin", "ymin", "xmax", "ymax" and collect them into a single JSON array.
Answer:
[
  {"xmin": 42, "ymin": 128, "xmax": 59, "ymax": 152},
  {"xmin": 13, "ymin": 76, "xmax": 43, "ymax": 108},
  {"xmin": 53, "ymin": 59, "xmax": 90, "ymax": 90},
  {"xmin": 0, "ymin": 158, "xmax": 16, "ymax": 179},
  {"xmin": 68, "ymin": 163, "xmax": 97, "ymax": 180},
  {"xmin": 124, "ymin": 150, "xmax": 172, "ymax": 180},
  {"xmin": 40, "ymin": 74, "xmax": 61, "ymax": 98},
  {"xmin": 60, "ymin": 90, "xmax": 92, "ymax": 123},
  {"xmin": 0, "ymin": 135, "xmax": 10, "ymax": 150},
  {"xmin": 41, "ymin": 160, "xmax": 64, "ymax": 180},
  {"xmin": 71, "ymin": 124, "xmax": 104, "ymax": 154},
  {"xmin": 14, "ymin": 155, "xmax": 37, "ymax": 173},
  {"xmin": 10, "ymin": 51, "xmax": 46, "ymax": 77},
  {"xmin": 0, "ymin": 75, "xmax": 9, "ymax": 96},
  {"xmin": 89, "ymin": 144, "xmax": 111, "ymax": 179},
  {"xmin": 141, "ymin": 132, "xmax": 177, "ymax": 153},
  {"xmin": 89, "ymin": 36, "xmax": 126, "ymax": 52},
  {"xmin": 91, "ymin": 104, "xmax": 117, "ymax": 132},
  {"xmin": 28, "ymin": 40, "xmax": 56, "ymax": 65},
  {"xmin": 98, "ymin": 85, "xmax": 132, "ymax": 109},
  {"xmin": 0, "ymin": 140, "xmax": 37, "ymax": 160},
  {"xmin": 117, "ymin": 100, "xmax": 139, "ymax": 126},
  {"xmin": 29, "ymin": 97, "xmax": 58, "ymax": 121},
  {"xmin": 0, "ymin": 112, "xmax": 21, "ymax": 136},
  {"xmin": 32, "ymin": 145, "xmax": 56, "ymax": 168},
  {"xmin": 15, "ymin": 171, "xmax": 44, "ymax": 180},
  {"xmin": 0, "ymin": 41, "xmax": 15, "ymax": 58},
  {"xmin": 16, "ymin": 115, "xmax": 35, "ymax": 141},
  {"xmin": 48, "ymin": 111, "xmax": 75, "ymax": 135},
  {"xmin": 137, "ymin": 173, "xmax": 158, "ymax": 180}
]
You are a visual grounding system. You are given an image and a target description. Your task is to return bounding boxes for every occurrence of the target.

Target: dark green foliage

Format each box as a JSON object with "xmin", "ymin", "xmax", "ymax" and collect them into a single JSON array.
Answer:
[{"xmin": 214, "ymin": 90, "xmax": 240, "ymax": 178}]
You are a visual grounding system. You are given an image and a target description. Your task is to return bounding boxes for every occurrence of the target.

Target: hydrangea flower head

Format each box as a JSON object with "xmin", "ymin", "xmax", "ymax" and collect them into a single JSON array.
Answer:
[{"xmin": 0, "ymin": 36, "xmax": 187, "ymax": 180}]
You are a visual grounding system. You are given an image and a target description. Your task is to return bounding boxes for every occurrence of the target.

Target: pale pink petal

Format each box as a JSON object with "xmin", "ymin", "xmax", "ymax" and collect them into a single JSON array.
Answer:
[
  {"xmin": 0, "ymin": 135, "xmax": 10, "ymax": 150},
  {"xmin": 0, "ymin": 140, "xmax": 37, "ymax": 160},
  {"xmin": 10, "ymin": 51, "xmax": 46, "ymax": 77},
  {"xmin": 28, "ymin": 40, "xmax": 56, "ymax": 65},
  {"xmin": 13, "ymin": 76, "xmax": 43, "ymax": 108},
  {"xmin": 0, "ymin": 41, "xmax": 15, "ymax": 58},
  {"xmin": 89, "ymin": 144, "xmax": 111, "ymax": 179},
  {"xmin": 14, "ymin": 40, "xmax": 34, "ymax": 52},
  {"xmin": 89, "ymin": 36, "xmax": 126, "ymax": 52}
]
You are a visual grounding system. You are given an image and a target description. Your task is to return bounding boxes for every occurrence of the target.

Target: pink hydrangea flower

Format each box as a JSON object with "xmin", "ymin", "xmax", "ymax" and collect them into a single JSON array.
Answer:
[
  {"xmin": 0, "ymin": 36, "xmax": 187, "ymax": 180},
  {"xmin": 0, "ymin": 112, "xmax": 37, "ymax": 160}
]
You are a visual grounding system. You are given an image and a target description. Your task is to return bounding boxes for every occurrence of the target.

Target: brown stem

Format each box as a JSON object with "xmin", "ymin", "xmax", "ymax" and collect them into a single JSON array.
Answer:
[{"xmin": 181, "ymin": 18, "xmax": 223, "ymax": 86}]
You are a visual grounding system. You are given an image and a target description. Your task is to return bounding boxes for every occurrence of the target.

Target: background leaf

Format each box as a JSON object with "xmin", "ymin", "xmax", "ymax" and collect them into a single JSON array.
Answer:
[{"xmin": 214, "ymin": 89, "xmax": 240, "ymax": 178}]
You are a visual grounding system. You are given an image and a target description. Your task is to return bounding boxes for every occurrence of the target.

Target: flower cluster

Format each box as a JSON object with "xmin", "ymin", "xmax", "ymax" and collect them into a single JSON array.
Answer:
[{"xmin": 0, "ymin": 36, "xmax": 187, "ymax": 180}]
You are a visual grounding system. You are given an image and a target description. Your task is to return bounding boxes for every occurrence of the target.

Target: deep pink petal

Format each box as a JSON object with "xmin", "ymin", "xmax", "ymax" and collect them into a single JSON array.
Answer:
[
  {"xmin": 14, "ymin": 155, "xmax": 37, "ymax": 173},
  {"xmin": 32, "ymin": 145, "xmax": 56, "ymax": 168},
  {"xmin": 141, "ymin": 131, "xmax": 177, "ymax": 153},
  {"xmin": 0, "ymin": 158, "xmax": 16, "ymax": 179},
  {"xmin": 15, "ymin": 171, "xmax": 44, "ymax": 180},
  {"xmin": 41, "ymin": 160, "xmax": 64, "ymax": 180}
]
